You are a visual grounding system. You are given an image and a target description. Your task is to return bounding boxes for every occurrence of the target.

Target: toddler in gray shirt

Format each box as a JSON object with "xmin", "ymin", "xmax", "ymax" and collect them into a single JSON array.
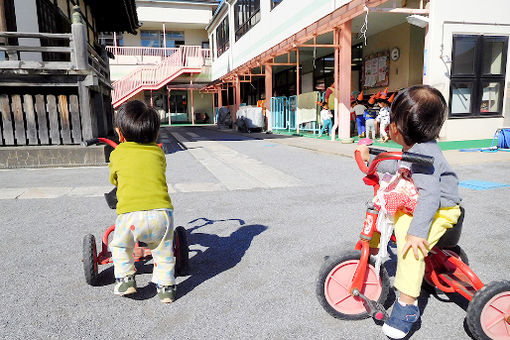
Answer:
[{"xmin": 356, "ymin": 85, "xmax": 462, "ymax": 339}]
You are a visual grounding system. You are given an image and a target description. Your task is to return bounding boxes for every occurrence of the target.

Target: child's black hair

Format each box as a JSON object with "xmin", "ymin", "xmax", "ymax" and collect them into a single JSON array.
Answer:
[
  {"xmin": 114, "ymin": 100, "xmax": 160, "ymax": 143},
  {"xmin": 390, "ymin": 85, "xmax": 447, "ymax": 146}
]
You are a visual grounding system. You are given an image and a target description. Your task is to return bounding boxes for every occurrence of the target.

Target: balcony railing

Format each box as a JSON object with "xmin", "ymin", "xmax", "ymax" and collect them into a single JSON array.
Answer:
[{"xmin": 106, "ymin": 46, "xmax": 212, "ymax": 65}]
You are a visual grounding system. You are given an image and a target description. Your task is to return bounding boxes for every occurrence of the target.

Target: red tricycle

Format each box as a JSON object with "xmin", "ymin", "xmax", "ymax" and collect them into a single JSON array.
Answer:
[
  {"xmin": 316, "ymin": 147, "xmax": 510, "ymax": 340},
  {"xmin": 81, "ymin": 137, "xmax": 189, "ymax": 286}
]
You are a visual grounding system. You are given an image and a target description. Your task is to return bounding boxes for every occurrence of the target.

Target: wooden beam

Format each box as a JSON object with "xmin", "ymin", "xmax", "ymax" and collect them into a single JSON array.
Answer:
[
  {"xmin": 369, "ymin": 8, "xmax": 429, "ymax": 14},
  {"xmin": 264, "ymin": 62, "xmax": 297, "ymax": 66},
  {"xmin": 299, "ymin": 44, "xmax": 340, "ymax": 48}
]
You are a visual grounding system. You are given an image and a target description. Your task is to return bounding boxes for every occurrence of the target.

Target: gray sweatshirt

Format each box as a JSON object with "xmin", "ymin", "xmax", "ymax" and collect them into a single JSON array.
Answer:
[{"xmin": 373, "ymin": 141, "xmax": 461, "ymax": 238}]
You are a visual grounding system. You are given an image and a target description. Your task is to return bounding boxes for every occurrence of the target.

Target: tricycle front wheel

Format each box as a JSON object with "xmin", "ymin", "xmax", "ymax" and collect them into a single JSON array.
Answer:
[
  {"xmin": 83, "ymin": 234, "xmax": 98, "ymax": 286},
  {"xmin": 466, "ymin": 280, "xmax": 510, "ymax": 340},
  {"xmin": 316, "ymin": 250, "xmax": 390, "ymax": 320}
]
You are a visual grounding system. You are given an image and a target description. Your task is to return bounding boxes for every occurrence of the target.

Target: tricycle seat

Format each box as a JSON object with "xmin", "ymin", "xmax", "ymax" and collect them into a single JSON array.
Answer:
[{"xmin": 436, "ymin": 206, "xmax": 465, "ymax": 248}]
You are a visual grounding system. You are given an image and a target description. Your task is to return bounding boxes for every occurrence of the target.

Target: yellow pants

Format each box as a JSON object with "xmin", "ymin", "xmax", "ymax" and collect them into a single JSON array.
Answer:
[{"xmin": 371, "ymin": 206, "xmax": 461, "ymax": 298}]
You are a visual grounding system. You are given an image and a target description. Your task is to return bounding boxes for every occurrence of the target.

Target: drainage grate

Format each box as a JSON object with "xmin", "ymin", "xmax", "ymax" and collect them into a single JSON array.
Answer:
[{"xmin": 459, "ymin": 180, "xmax": 510, "ymax": 190}]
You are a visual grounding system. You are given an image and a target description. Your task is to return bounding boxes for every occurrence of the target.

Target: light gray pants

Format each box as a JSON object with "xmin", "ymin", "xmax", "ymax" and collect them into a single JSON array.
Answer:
[{"xmin": 365, "ymin": 119, "xmax": 376, "ymax": 140}]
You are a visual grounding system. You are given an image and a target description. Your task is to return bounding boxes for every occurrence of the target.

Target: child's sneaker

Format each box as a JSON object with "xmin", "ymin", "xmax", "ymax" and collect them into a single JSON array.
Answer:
[
  {"xmin": 114, "ymin": 275, "xmax": 137, "ymax": 296},
  {"xmin": 382, "ymin": 299, "xmax": 420, "ymax": 339},
  {"xmin": 157, "ymin": 284, "xmax": 176, "ymax": 304}
]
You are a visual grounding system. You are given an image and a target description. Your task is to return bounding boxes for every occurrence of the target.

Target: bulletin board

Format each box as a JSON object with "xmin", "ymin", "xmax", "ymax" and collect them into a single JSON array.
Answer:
[{"xmin": 362, "ymin": 50, "xmax": 390, "ymax": 89}]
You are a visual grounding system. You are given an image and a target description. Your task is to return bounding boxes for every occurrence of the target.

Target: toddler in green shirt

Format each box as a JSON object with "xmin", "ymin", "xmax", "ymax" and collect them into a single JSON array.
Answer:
[{"xmin": 109, "ymin": 100, "xmax": 175, "ymax": 303}]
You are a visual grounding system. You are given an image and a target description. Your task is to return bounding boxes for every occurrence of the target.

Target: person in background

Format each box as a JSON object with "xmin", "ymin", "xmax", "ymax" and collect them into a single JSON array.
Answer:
[
  {"xmin": 376, "ymin": 89, "xmax": 394, "ymax": 142},
  {"xmin": 363, "ymin": 93, "xmax": 378, "ymax": 140},
  {"xmin": 350, "ymin": 91, "xmax": 367, "ymax": 138},
  {"xmin": 318, "ymin": 102, "xmax": 333, "ymax": 138}
]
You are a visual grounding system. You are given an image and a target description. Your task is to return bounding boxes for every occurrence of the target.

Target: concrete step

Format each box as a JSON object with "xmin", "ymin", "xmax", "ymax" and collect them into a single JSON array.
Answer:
[{"xmin": 0, "ymin": 145, "xmax": 109, "ymax": 169}]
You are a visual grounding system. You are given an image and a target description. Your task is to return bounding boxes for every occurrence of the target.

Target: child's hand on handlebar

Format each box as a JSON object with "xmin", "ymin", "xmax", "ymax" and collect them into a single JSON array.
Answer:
[{"xmin": 355, "ymin": 145, "xmax": 370, "ymax": 163}]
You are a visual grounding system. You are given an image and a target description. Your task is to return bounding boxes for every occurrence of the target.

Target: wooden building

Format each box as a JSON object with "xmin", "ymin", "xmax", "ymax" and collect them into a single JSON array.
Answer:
[{"xmin": 0, "ymin": 0, "xmax": 139, "ymax": 146}]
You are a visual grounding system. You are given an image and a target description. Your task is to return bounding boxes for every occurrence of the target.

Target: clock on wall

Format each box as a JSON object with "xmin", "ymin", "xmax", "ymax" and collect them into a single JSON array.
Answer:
[{"xmin": 391, "ymin": 47, "xmax": 400, "ymax": 61}]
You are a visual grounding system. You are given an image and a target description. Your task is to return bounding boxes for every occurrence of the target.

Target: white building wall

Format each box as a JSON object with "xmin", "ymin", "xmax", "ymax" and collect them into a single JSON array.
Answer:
[
  {"xmin": 137, "ymin": 3, "xmax": 213, "ymax": 26},
  {"xmin": 210, "ymin": 0, "xmax": 350, "ymax": 80},
  {"xmin": 426, "ymin": 0, "xmax": 510, "ymax": 140}
]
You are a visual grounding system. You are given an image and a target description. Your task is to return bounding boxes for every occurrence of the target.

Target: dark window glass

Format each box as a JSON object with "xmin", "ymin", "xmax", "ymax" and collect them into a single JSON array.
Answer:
[
  {"xmin": 452, "ymin": 36, "xmax": 477, "ymax": 75},
  {"xmin": 216, "ymin": 16, "xmax": 229, "ymax": 57},
  {"xmin": 482, "ymin": 37, "xmax": 507, "ymax": 75},
  {"xmin": 449, "ymin": 35, "xmax": 507, "ymax": 118},
  {"xmin": 140, "ymin": 31, "xmax": 184, "ymax": 48},
  {"xmin": 271, "ymin": 0, "xmax": 283, "ymax": 10},
  {"xmin": 234, "ymin": 0, "xmax": 260, "ymax": 41}
]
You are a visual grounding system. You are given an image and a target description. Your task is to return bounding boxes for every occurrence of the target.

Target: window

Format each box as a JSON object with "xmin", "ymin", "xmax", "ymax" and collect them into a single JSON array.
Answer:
[
  {"xmin": 216, "ymin": 16, "xmax": 229, "ymax": 57},
  {"xmin": 270, "ymin": 0, "xmax": 283, "ymax": 10},
  {"xmin": 450, "ymin": 35, "xmax": 508, "ymax": 117},
  {"xmin": 140, "ymin": 31, "xmax": 184, "ymax": 48},
  {"xmin": 99, "ymin": 32, "xmax": 123, "ymax": 46},
  {"xmin": 234, "ymin": 0, "xmax": 260, "ymax": 41}
]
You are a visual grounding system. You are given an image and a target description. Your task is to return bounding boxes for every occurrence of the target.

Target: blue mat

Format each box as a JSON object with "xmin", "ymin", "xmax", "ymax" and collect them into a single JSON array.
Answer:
[{"xmin": 459, "ymin": 180, "xmax": 510, "ymax": 190}]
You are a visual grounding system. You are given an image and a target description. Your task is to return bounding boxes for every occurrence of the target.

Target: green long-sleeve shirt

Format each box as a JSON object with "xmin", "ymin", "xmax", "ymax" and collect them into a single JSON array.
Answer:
[{"xmin": 109, "ymin": 142, "xmax": 173, "ymax": 215}]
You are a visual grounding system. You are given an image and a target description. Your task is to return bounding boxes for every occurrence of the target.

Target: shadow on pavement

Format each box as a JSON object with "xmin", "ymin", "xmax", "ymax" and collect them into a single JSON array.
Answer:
[
  {"xmin": 92, "ymin": 217, "xmax": 268, "ymax": 301},
  {"xmin": 177, "ymin": 217, "xmax": 268, "ymax": 298}
]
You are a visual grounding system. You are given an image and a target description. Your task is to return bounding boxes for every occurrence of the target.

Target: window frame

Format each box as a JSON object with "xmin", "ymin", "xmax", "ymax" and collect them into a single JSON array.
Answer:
[
  {"xmin": 449, "ymin": 34, "xmax": 508, "ymax": 118},
  {"xmin": 234, "ymin": 0, "xmax": 261, "ymax": 42},
  {"xmin": 216, "ymin": 16, "xmax": 229, "ymax": 57}
]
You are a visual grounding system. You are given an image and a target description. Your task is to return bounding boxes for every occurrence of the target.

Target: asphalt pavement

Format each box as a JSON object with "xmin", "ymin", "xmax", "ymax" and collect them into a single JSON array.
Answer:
[{"xmin": 1, "ymin": 126, "xmax": 509, "ymax": 339}]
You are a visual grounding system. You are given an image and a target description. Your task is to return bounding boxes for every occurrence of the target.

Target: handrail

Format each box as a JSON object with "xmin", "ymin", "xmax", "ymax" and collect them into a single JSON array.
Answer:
[
  {"xmin": 111, "ymin": 45, "xmax": 205, "ymax": 107},
  {"xmin": 105, "ymin": 45, "xmax": 212, "ymax": 63},
  {"xmin": 0, "ymin": 31, "xmax": 72, "ymax": 39}
]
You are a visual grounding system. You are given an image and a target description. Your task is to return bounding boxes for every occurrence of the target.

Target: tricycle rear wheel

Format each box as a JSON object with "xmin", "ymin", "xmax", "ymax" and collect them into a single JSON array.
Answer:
[
  {"xmin": 466, "ymin": 280, "xmax": 510, "ymax": 340},
  {"xmin": 83, "ymin": 234, "xmax": 98, "ymax": 286},
  {"xmin": 316, "ymin": 250, "xmax": 390, "ymax": 320},
  {"xmin": 174, "ymin": 226, "xmax": 189, "ymax": 276}
]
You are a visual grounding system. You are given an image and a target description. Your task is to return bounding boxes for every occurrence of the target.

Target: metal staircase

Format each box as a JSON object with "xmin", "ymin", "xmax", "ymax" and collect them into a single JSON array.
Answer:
[{"xmin": 111, "ymin": 46, "xmax": 203, "ymax": 108}]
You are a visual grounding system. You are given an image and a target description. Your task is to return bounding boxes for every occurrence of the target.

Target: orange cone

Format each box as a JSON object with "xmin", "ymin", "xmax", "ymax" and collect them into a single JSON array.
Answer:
[
  {"xmin": 357, "ymin": 91, "xmax": 364, "ymax": 101},
  {"xmin": 388, "ymin": 92, "xmax": 396, "ymax": 103}
]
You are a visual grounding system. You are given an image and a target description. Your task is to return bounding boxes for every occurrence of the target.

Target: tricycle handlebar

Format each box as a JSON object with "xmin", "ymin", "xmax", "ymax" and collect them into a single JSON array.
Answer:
[
  {"xmin": 82, "ymin": 138, "xmax": 118, "ymax": 148},
  {"xmin": 355, "ymin": 147, "xmax": 434, "ymax": 176}
]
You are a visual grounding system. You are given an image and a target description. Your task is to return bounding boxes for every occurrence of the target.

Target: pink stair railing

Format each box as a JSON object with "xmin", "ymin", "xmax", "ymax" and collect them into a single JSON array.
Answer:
[{"xmin": 111, "ymin": 46, "xmax": 204, "ymax": 108}]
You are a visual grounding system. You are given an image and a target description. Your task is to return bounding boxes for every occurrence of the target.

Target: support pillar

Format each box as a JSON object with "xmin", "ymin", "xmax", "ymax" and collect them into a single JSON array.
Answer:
[
  {"xmin": 265, "ymin": 64, "xmax": 272, "ymax": 131},
  {"xmin": 218, "ymin": 86, "xmax": 223, "ymax": 107},
  {"xmin": 234, "ymin": 75, "xmax": 241, "ymax": 124},
  {"xmin": 296, "ymin": 48, "xmax": 300, "ymax": 96},
  {"xmin": 296, "ymin": 48, "xmax": 300, "ymax": 134},
  {"xmin": 338, "ymin": 20, "xmax": 352, "ymax": 141},
  {"xmin": 190, "ymin": 88, "xmax": 195, "ymax": 125},
  {"xmin": 167, "ymin": 87, "xmax": 172, "ymax": 126},
  {"xmin": 330, "ymin": 21, "xmax": 352, "ymax": 141},
  {"xmin": 190, "ymin": 76, "xmax": 195, "ymax": 125}
]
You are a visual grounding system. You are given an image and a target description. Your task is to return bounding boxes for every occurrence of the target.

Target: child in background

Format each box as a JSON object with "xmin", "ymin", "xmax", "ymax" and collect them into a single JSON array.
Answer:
[
  {"xmin": 363, "ymin": 93, "xmax": 378, "ymax": 140},
  {"xmin": 356, "ymin": 85, "xmax": 462, "ymax": 339},
  {"xmin": 376, "ymin": 90, "xmax": 393, "ymax": 142},
  {"xmin": 109, "ymin": 100, "xmax": 176, "ymax": 304},
  {"xmin": 318, "ymin": 102, "xmax": 333, "ymax": 137},
  {"xmin": 350, "ymin": 92, "xmax": 367, "ymax": 137}
]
